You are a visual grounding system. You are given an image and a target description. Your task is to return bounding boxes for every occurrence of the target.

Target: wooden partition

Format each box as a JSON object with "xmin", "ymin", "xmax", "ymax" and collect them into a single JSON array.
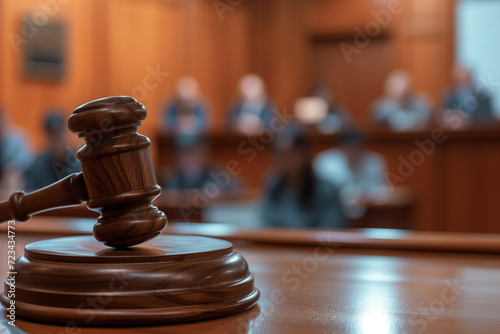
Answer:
[{"xmin": 156, "ymin": 127, "xmax": 500, "ymax": 234}]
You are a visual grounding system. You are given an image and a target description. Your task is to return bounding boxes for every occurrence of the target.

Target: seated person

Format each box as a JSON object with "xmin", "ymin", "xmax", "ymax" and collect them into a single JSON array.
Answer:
[
  {"xmin": 163, "ymin": 76, "xmax": 209, "ymax": 135},
  {"xmin": 25, "ymin": 112, "xmax": 81, "ymax": 190},
  {"xmin": 311, "ymin": 84, "xmax": 352, "ymax": 133},
  {"xmin": 227, "ymin": 74, "xmax": 276, "ymax": 135},
  {"xmin": 261, "ymin": 128, "xmax": 346, "ymax": 228},
  {"xmin": 313, "ymin": 129, "xmax": 389, "ymax": 218},
  {"xmin": 163, "ymin": 135, "xmax": 241, "ymax": 190},
  {"xmin": 371, "ymin": 70, "xmax": 431, "ymax": 132},
  {"xmin": 0, "ymin": 108, "xmax": 33, "ymax": 192},
  {"xmin": 441, "ymin": 64, "xmax": 494, "ymax": 128}
]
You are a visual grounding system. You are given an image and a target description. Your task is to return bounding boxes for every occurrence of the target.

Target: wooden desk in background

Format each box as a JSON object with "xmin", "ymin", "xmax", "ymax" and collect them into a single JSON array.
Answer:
[
  {"xmin": 0, "ymin": 187, "xmax": 415, "ymax": 229},
  {"xmin": 1, "ymin": 218, "xmax": 500, "ymax": 333},
  {"xmin": 156, "ymin": 128, "xmax": 500, "ymax": 234}
]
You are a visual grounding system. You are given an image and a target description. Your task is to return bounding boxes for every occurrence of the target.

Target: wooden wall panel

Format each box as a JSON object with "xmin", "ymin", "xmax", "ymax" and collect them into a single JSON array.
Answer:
[
  {"xmin": 368, "ymin": 136, "xmax": 443, "ymax": 232},
  {"xmin": 0, "ymin": 0, "xmax": 458, "ymax": 145},
  {"xmin": 312, "ymin": 39, "xmax": 395, "ymax": 129},
  {"xmin": 104, "ymin": 0, "xmax": 188, "ymax": 153},
  {"xmin": 249, "ymin": 0, "xmax": 313, "ymax": 110},
  {"xmin": 309, "ymin": 0, "xmax": 397, "ymax": 34},
  {"xmin": 0, "ymin": 0, "xmax": 252, "ymax": 152},
  {"xmin": 441, "ymin": 141, "xmax": 500, "ymax": 233},
  {"xmin": 307, "ymin": 0, "xmax": 456, "ymax": 126},
  {"xmin": 403, "ymin": 0, "xmax": 456, "ymax": 110},
  {"xmin": 0, "ymin": 0, "xmax": 100, "ymax": 150},
  {"xmin": 409, "ymin": 40, "xmax": 447, "ymax": 108},
  {"xmin": 186, "ymin": 0, "xmax": 251, "ymax": 130},
  {"xmin": 101, "ymin": 0, "xmax": 252, "ymax": 151}
]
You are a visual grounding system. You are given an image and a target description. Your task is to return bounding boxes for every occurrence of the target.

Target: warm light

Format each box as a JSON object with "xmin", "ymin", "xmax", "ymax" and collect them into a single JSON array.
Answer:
[
  {"xmin": 294, "ymin": 97, "xmax": 329, "ymax": 124},
  {"xmin": 350, "ymin": 257, "xmax": 402, "ymax": 334}
]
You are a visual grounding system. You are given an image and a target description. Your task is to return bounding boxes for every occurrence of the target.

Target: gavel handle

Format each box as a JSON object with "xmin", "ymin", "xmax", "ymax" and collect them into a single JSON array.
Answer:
[{"xmin": 0, "ymin": 173, "xmax": 89, "ymax": 223}]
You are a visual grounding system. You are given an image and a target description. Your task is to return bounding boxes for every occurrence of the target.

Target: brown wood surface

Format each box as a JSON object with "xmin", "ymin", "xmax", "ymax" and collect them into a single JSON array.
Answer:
[
  {"xmin": 68, "ymin": 96, "xmax": 167, "ymax": 247},
  {"xmin": 0, "ymin": 96, "xmax": 167, "ymax": 248},
  {"xmin": 2, "ymin": 242, "xmax": 500, "ymax": 332},
  {"xmin": 3, "ymin": 217, "xmax": 500, "ymax": 258},
  {"xmin": 0, "ymin": 173, "xmax": 88, "ymax": 222},
  {"xmin": 2, "ymin": 219, "xmax": 500, "ymax": 332},
  {"xmin": 1, "ymin": 235, "xmax": 258, "ymax": 326}
]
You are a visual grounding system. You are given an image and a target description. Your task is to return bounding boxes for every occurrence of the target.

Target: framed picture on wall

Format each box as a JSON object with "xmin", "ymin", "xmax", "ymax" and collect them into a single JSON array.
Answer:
[{"xmin": 23, "ymin": 18, "xmax": 66, "ymax": 81}]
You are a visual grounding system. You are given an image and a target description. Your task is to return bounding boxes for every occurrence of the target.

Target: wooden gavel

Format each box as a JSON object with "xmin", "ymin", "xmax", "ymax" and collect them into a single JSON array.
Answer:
[{"xmin": 0, "ymin": 96, "xmax": 167, "ymax": 248}]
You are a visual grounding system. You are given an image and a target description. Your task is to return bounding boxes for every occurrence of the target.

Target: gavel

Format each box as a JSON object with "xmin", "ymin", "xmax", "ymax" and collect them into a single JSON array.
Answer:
[{"xmin": 0, "ymin": 96, "xmax": 167, "ymax": 248}]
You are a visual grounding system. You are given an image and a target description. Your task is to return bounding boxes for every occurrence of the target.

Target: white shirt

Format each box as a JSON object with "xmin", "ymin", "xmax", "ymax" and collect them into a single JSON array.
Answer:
[
  {"xmin": 313, "ymin": 148, "xmax": 389, "ymax": 218},
  {"xmin": 314, "ymin": 148, "xmax": 386, "ymax": 190}
]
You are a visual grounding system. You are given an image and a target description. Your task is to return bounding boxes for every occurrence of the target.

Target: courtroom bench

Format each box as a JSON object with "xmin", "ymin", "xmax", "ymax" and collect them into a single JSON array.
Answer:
[{"xmin": 156, "ymin": 127, "xmax": 500, "ymax": 234}]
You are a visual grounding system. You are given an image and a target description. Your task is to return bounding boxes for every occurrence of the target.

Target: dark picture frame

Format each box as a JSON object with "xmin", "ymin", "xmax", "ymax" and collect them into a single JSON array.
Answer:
[{"xmin": 23, "ymin": 18, "xmax": 66, "ymax": 81}]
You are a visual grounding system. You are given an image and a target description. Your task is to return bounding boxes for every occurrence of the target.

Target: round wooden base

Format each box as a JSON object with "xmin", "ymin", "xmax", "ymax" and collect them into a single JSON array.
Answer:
[{"xmin": 1, "ymin": 235, "xmax": 259, "ymax": 326}]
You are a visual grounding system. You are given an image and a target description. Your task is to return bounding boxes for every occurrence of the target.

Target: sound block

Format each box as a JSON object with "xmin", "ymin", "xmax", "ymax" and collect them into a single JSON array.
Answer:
[{"xmin": 1, "ymin": 235, "xmax": 259, "ymax": 326}]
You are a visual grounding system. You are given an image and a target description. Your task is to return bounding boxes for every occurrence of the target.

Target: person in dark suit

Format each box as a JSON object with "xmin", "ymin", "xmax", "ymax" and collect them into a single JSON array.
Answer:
[
  {"xmin": 441, "ymin": 64, "xmax": 494, "ymax": 128},
  {"xmin": 163, "ymin": 135, "xmax": 241, "ymax": 190},
  {"xmin": 163, "ymin": 76, "xmax": 209, "ymax": 135},
  {"xmin": 261, "ymin": 128, "xmax": 346, "ymax": 228},
  {"xmin": 311, "ymin": 84, "xmax": 352, "ymax": 133},
  {"xmin": 227, "ymin": 74, "xmax": 276, "ymax": 135},
  {"xmin": 371, "ymin": 70, "xmax": 431, "ymax": 132},
  {"xmin": 313, "ymin": 129, "xmax": 389, "ymax": 219},
  {"xmin": 0, "ymin": 107, "xmax": 33, "ymax": 191},
  {"xmin": 25, "ymin": 112, "xmax": 81, "ymax": 190}
]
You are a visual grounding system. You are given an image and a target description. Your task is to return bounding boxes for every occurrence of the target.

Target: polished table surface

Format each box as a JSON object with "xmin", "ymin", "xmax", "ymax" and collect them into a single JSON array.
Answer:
[{"xmin": 2, "ymin": 220, "xmax": 500, "ymax": 333}]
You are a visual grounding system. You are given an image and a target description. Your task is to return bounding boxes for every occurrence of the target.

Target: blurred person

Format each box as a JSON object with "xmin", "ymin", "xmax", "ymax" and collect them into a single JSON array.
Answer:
[
  {"xmin": 441, "ymin": 64, "xmax": 494, "ymax": 128},
  {"xmin": 25, "ymin": 112, "xmax": 81, "ymax": 190},
  {"xmin": 371, "ymin": 70, "xmax": 431, "ymax": 132},
  {"xmin": 227, "ymin": 74, "xmax": 276, "ymax": 135},
  {"xmin": 163, "ymin": 76, "xmax": 209, "ymax": 135},
  {"xmin": 311, "ymin": 84, "xmax": 352, "ymax": 134},
  {"xmin": 313, "ymin": 129, "xmax": 389, "ymax": 219},
  {"xmin": 0, "ymin": 108, "xmax": 33, "ymax": 192},
  {"xmin": 261, "ymin": 128, "xmax": 346, "ymax": 228},
  {"xmin": 163, "ymin": 135, "xmax": 241, "ymax": 190}
]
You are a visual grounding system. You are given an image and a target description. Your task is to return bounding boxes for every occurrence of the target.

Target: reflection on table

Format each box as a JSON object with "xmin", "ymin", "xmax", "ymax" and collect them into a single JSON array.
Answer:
[{"xmin": 1, "ymin": 218, "xmax": 500, "ymax": 333}]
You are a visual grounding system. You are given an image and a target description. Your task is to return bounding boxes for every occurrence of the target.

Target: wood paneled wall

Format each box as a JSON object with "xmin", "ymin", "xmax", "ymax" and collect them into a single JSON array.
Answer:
[
  {"xmin": 0, "ymin": 0, "xmax": 456, "ymax": 150},
  {"xmin": 0, "ymin": 0, "xmax": 251, "ymax": 153},
  {"xmin": 0, "ymin": 0, "xmax": 99, "ymax": 150},
  {"xmin": 248, "ymin": 0, "xmax": 313, "ymax": 112},
  {"xmin": 247, "ymin": 0, "xmax": 456, "ymax": 128}
]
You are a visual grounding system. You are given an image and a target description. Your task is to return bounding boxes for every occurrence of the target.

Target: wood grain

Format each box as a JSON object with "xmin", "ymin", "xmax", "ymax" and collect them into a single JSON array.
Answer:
[
  {"xmin": 2, "ymin": 242, "xmax": 499, "ymax": 333},
  {"xmin": 0, "ymin": 173, "xmax": 88, "ymax": 222},
  {"xmin": 0, "ymin": 235, "xmax": 259, "ymax": 326},
  {"xmin": 0, "ymin": 96, "xmax": 167, "ymax": 248},
  {"xmin": 68, "ymin": 97, "xmax": 167, "ymax": 247},
  {"xmin": 2, "ymin": 219, "xmax": 500, "ymax": 331}
]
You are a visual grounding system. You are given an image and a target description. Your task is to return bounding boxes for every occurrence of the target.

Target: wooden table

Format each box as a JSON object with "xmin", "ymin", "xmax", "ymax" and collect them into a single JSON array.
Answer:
[{"xmin": 2, "ymin": 219, "xmax": 500, "ymax": 333}]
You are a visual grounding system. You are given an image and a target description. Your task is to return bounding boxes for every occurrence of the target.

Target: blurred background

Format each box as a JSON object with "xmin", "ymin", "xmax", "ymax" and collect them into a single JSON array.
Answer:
[{"xmin": 1, "ymin": 0, "xmax": 499, "ymax": 234}]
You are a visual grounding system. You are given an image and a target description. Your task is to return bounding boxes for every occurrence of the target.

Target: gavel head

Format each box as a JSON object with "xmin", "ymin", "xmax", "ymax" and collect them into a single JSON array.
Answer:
[{"xmin": 68, "ymin": 96, "xmax": 167, "ymax": 248}]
